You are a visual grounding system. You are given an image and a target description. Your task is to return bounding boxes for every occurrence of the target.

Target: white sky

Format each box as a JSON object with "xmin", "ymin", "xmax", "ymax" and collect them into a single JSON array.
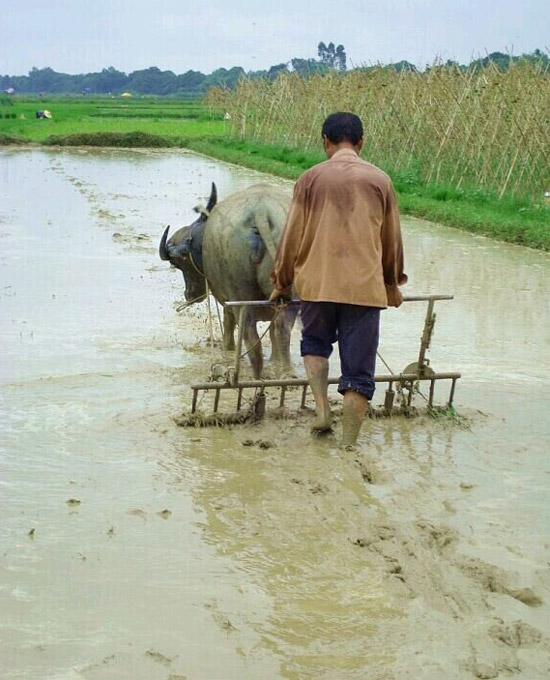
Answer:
[{"xmin": 2, "ymin": 0, "xmax": 548, "ymax": 75}]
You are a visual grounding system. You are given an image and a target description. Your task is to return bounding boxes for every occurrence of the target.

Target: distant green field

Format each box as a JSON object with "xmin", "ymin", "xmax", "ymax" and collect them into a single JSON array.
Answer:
[{"xmin": 0, "ymin": 96, "xmax": 226, "ymax": 143}]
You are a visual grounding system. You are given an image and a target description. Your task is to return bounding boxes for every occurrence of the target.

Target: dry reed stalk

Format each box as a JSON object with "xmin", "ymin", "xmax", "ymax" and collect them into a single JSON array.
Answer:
[{"xmin": 206, "ymin": 60, "xmax": 550, "ymax": 199}]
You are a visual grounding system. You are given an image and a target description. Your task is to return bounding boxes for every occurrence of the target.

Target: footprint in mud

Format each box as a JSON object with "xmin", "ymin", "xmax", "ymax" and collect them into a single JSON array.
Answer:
[
  {"xmin": 355, "ymin": 457, "xmax": 376, "ymax": 484},
  {"xmin": 127, "ymin": 508, "xmax": 147, "ymax": 520},
  {"xmin": 350, "ymin": 524, "xmax": 408, "ymax": 584},
  {"xmin": 459, "ymin": 557, "xmax": 544, "ymax": 607},
  {"xmin": 241, "ymin": 438, "xmax": 275, "ymax": 449},
  {"xmin": 415, "ymin": 520, "xmax": 458, "ymax": 553},
  {"xmin": 289, "ymin": 477, "xmax": 328, "ymax": 494},
  {"xmin": 488, "ymin": 619, "xmax": 546, "ymax": 648},
  {"xmin": 460, "ymin": 482, "xmax": 475, "ymax": 491},
  {"xmin": 80, "ymin": 653, "xmax": 116, "ymax": 673},
  {"xmin": 309, "ymin": 480, "xmax": 328, "ymax": 494},
  {"xmin": 354, "ymin": 453, "xmax": 389, "ymax": 484},
  {"xmin": 204, "ymin": 601, "xmax": 238, "ymax": 632},
  {"xmin": 112, "ymin": 231, "xmax": 152, "ymax": 249},
  {"xmin": 213, "ymin": 612, "xmax": 237, "ymax": 632},
  {"xmin": 145, "ymin": 649, "xmax": 173, "ymax": 666},
  {"xmin": 472, "ymin": 662, "xmax": 499, "ymax": 679}
]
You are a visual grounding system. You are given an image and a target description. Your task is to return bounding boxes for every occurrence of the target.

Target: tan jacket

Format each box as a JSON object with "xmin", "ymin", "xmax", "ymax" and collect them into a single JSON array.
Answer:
[{"xmin": 271, "ymin": 148, "xmax": 407, "ymax": 307}]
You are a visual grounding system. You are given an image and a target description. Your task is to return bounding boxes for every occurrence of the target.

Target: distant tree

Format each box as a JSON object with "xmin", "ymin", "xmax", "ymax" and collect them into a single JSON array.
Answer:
[
  {"xmin": 518, "ymin": 49, "xmax": 550, "ymax": 68},
  {"xmin": 291, "ymin": 58, "xmax": 327, "ymax": 76},
  {"xmin": 81, "ymin": 67, "xmax": 128, "ymax": 94},
  {"xmin": 1, "ymin": 46, "xmax": 546, "ymax": 95},
  {"xmin": 127, "ymin": 67, "xmax": 178, "ymax": 95},
  {"xmin": 318, "ymin": 42, "xmax": 346, "ymax": 71},
  {"xmin": 246, "ymin": 69, "xmax": 267, "ymax": 80},
  {"xmin": 175, "ymin": 70, "xmax": 206, "ymax": 95},
  {"xmin": 470, "ymin": 51, "xmax": 511, "ymax": 71},
  {"xmin": 267, "ymin": 63, "xmax": 289, "ymax": 81},
  {"xmin": 335, "ymin": 44, "xmax": 347, "ymax": 71},
  {"xmin": 202, "ymin": 67, "xmax": 246, "ymax": 90},
  {"xmin": 317, "ymin": 42, "xmax": 329, "ymax": 64},
  {"xmin": 388, "ymin": 60, "xmax": 417, "ymax": 73},
  {"xmin": 28, "ymin": 67, "xmax": 59, "ymax": 92}
]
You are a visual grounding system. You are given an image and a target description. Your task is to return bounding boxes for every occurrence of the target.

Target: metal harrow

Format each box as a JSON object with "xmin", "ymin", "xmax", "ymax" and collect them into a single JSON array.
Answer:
[{"xmin": 183, "ymin": 295, "xmax": 460, "ymax": 425}]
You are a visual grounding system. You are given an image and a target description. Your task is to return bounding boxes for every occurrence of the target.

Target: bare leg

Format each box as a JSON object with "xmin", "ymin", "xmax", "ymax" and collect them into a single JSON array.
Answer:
[
  {"xmin": 303, "ymin": 355, "xmax": 332, "ymax": 431},
  {"xmin": 342, "ymin": 390, "xmax": 370, "ymax": 448}
]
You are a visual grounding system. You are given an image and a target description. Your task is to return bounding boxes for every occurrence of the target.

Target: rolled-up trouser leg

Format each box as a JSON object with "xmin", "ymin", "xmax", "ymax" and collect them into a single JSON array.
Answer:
[
  {"xmin": 336, "ymin": 305, "xmax": 380, "ymax": 400},
  {"xmin": 300, "ymin": 301, "xmax": 337, "ymax": 358}
]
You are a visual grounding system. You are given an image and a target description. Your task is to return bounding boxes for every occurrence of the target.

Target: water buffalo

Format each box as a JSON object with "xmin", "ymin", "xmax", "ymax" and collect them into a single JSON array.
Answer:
[{"xmin": 159, "ymin": 183, "xmax": 297, "ymax": 378}]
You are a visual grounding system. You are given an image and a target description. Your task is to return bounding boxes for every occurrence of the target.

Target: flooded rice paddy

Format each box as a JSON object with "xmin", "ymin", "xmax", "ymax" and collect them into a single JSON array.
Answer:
[{"xmin": 1, "ymin": 148, "xmax": 549, "ymax": 679}]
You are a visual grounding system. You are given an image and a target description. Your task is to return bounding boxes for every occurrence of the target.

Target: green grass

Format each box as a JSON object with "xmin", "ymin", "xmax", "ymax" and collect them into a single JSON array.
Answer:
[
  {"xmin": 0, "ymin": 96, "xmax": 225, "ymax": 142},
  {"xmin": 183, "ymin": 137, "xmax": 325, "ymax": 179},
  {"xmin": 1, "ymin": 96, "xmax": 548, "ymax": 250},
  {"xmin": 184, "ymin": 138, "xmax": 549, "ymax": 250}
]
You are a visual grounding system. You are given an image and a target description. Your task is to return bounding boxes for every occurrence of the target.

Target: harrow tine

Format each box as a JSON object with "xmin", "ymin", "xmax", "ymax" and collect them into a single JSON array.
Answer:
[
  {"xmin": 429, "ymin": 379, "xmax": 436, "ymax": 407},
  {"xmin": 449, "ymin": 378, "xmax": 458, "ymax": 406}
]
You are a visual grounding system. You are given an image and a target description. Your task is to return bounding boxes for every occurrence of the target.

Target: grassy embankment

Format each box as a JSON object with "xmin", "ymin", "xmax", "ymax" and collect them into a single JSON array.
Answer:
[
  {"xmin": 1, "ymin": 85, "xmax": 549, "ymax": 250},
  {"xmin": 206, "ymin": 64, "xmax": 550, "ymax": 251}
]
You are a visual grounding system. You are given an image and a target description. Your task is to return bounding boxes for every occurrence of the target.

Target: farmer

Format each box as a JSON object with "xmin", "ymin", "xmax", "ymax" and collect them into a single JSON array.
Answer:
[{"xmin": 270, "ymin": 111, "xmax": 407, "ymax": 448}]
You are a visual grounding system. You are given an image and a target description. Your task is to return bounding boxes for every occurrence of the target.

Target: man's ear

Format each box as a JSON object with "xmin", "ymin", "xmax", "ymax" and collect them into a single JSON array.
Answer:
[{"xmin": 356, "ymin": 138, "xmax": 364, "ymax": 153}]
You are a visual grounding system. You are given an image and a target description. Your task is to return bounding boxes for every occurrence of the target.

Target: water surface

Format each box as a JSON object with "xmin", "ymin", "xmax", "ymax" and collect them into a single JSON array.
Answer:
[{"xmin": 1, "ymin": 148, "xmax": 549, "ymax": 680}]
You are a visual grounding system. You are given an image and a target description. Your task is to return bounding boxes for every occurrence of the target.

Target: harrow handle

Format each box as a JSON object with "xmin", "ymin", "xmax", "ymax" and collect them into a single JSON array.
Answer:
[{"xmin": 225, "ymin": 294, "xmax": 454, "ymax": 307}]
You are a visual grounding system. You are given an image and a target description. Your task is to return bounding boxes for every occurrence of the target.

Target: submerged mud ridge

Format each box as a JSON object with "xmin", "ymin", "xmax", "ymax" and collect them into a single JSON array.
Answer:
[{"xmin": 1, "ymin": 148, "xmax": 549, "ymax": 680}]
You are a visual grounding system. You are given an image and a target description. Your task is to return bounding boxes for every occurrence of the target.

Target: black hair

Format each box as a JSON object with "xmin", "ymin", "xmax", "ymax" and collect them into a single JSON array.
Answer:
[{"xmin": 321, "ymin": 112, "xmax": 363, "ymax": 145}]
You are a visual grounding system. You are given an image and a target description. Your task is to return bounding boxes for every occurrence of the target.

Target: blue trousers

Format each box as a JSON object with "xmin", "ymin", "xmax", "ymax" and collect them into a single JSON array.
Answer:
[{"xmin": 300, "ymin": 301, "xmax": 380, "ymax": 400}]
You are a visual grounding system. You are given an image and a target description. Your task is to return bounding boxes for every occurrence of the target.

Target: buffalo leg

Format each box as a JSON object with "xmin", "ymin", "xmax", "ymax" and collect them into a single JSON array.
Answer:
[
  {"xmin": 223, "ymin": 309, "xmax": 236, "ymax": 351},
  {"xmin": 270, "ymin": 305, "xmax": 298, "ymax": 376},
  {"xmin": 243, "ymin": 313, "xmax": 263, "ymax": 378}
]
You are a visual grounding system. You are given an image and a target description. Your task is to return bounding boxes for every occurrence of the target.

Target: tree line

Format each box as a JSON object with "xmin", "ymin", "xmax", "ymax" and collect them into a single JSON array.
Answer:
[{"xmin": 1, "ymin": 46, "xmax": 547, "ymax": 97}]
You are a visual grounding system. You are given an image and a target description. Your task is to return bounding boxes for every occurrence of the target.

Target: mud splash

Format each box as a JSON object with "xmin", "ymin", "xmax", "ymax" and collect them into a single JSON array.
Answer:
[{"xmin": 1, "ymin": 148, "xmax": 549, "ymax": 679}]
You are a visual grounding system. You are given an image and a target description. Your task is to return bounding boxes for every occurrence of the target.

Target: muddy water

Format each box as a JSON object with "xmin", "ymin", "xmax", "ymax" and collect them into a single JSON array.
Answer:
[{"xmin": 1, "ymin": 148, "xmax": 549, "ymax": 680}]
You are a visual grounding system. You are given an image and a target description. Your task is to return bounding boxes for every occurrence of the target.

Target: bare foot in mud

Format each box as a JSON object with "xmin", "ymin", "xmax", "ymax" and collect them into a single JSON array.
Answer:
[
  {"xmin": 311, "ymin": 408, "xmax": 333, "ymax": 433},
  {"xmin": 340, "ymin": 442, "xmax": 359, "ymax": 452}
]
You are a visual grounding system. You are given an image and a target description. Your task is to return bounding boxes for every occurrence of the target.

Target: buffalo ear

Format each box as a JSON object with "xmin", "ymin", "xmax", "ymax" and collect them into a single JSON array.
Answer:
[{"xmin": 206, "ymin": 182, "xmax": 217, "ymax": 214}]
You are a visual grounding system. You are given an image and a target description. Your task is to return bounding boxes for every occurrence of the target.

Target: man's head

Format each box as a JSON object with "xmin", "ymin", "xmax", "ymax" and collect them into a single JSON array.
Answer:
[{"xmin": 321, "ymin": 112, "xmax": 363, "ymax": 157}]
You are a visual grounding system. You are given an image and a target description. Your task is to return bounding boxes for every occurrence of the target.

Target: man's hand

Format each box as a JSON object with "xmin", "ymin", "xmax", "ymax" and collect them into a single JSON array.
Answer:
[
  {"xmin": 385, "ymin": 284, "xmax": 404, "ymax": 308},
  {"xmin": 269, "ymin": 288, "xmax": 292, "ymax": 304}
]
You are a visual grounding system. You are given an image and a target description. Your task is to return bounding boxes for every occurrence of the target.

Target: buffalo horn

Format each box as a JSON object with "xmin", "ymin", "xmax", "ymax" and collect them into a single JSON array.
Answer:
[
  {"xmin": 159, "ymin": 225, "xmax": 171, "ymax": 260},
  {"xmin": 206, "ymin": 182, "xmax": 217, "ymax": 214}
]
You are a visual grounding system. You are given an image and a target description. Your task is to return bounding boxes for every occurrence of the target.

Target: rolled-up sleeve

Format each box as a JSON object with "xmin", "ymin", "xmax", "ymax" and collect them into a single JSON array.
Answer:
[
  {"xmin": 381, "ymin": 184, "xmax": 407, "ymax": 307},
  {"xmin": 381, "ymin": 184, "xmax": 407, "ymax": 287},
  {"xmin": 270, "ymin": 180, "xmax": 307, "ymax": 296}
]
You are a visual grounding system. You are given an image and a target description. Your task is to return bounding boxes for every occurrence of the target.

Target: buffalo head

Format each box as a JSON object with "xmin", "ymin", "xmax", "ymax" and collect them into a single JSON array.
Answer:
[{"xmin": 159, "ymin": 182, "xmax": 217, "ymax": 303}]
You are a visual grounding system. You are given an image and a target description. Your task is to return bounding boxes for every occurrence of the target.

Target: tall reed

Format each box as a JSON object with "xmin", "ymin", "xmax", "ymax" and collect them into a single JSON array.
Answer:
[{"xmin": 207, "ymin": 61, "xmax": 550, "ymax": 199}]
